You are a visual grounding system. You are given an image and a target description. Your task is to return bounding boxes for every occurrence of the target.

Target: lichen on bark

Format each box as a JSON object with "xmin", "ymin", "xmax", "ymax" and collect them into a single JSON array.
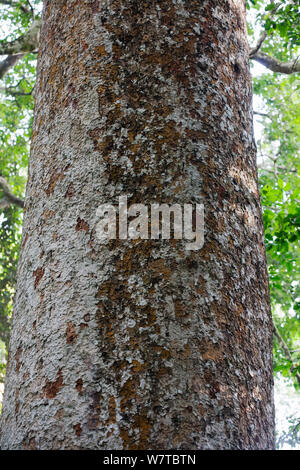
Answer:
[{"xmin": 0, "ymin": 0, "xmax": 275, "ymax": 450}]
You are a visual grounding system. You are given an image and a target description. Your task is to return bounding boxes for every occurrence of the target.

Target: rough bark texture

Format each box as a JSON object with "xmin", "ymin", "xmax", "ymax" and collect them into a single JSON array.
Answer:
[{"xmin": 0, "ymin": 0, "xmax": 275, "ymax": 450}]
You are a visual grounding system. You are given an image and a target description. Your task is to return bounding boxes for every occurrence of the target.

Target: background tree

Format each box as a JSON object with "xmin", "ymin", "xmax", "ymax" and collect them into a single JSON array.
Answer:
[{"xmin": 0, "ymin": 0, "xmax": 298, "ymax": 448}]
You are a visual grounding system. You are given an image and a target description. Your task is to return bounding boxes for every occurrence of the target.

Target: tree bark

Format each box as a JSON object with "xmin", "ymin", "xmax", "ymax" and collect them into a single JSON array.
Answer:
[{"xmin": 0, "ymin": 0, "xmax": 275, "ymax": 450}]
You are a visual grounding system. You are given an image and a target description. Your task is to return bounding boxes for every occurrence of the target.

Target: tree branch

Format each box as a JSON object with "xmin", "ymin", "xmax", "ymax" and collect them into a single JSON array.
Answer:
[
  {"xmin": 0, "ymin": 85, "xmax": 34, "ymax": 96},
  {"xmin": 273, "ymin": 320, "xmax": 300, "ymax": 386},
  {"xmin": 253, "ymin": 110, "xmax": 272, "ymax": 119},
  {"xmin": 0, "ymin": 53, "xmax": 24, "ymax": 79},
  {"xmin": 0, "ymin": 18, "xmax": 41, "ymax": 56},
  {"xmin": 251, "ymin": 51, "xmax": 300, "ymax": 74},
  {"xmin": 0, "ymin": 0, "xmax": 32, "ymax": 15},
  {"xmin": 25, "ymin": 0, "xmax": 34, "ymax": 18},
  {"xmin": 250, "ymin": 2, "xmax": 281, "ymax": 57},
  {"xmin": 0, "ymin": 177, "xmax": 24, "ymax": 209}
]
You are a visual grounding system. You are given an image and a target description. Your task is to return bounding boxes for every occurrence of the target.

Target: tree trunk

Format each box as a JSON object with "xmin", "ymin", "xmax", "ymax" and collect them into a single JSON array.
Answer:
[{"xmin": 0, "ymin": 0, "xmax": 275, "ymax": 450}]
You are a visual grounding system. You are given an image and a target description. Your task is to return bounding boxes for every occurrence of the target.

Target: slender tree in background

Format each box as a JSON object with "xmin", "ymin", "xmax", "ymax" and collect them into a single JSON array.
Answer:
[{"xmin": 0, "ymin": 0, "xmax": 276, "ymax": 449}]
